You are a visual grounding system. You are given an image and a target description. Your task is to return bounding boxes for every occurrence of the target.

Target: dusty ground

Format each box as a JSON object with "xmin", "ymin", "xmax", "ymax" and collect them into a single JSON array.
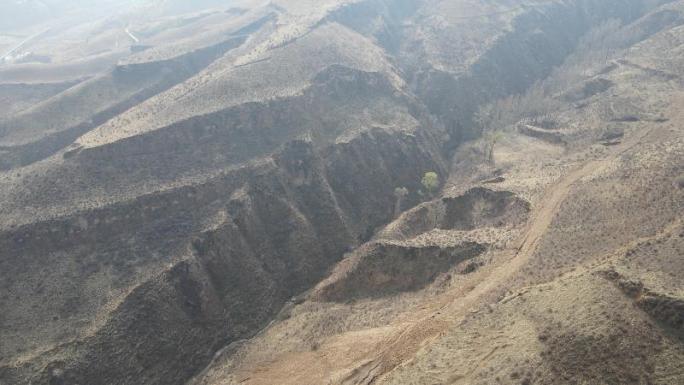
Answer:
[
  {"xmin": 193, "ymin": 104, "xmax": 683, "ymax": 385},
  {"xmin": 190, "ymin": 10, "xmax": 684, "ymax": 384},
  {"xmin": 1, "ymin": 1, "xmax": 682, "ymax": 385}
]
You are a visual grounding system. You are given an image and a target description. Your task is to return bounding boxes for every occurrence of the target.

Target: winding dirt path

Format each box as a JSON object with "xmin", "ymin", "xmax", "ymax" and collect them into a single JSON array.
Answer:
[
  {"xmin": 214, "ymin": 123, "xmax": 657, "ymax": 385},
  {"xmin": 339, "ymin": 126, "xmax": 655, "ymax": 385}
]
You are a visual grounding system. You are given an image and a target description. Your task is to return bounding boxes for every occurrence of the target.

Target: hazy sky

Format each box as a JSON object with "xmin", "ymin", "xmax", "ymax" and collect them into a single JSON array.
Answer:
[{"xmin": 0, "ymin": 0, "xmax": 236, "ymax": 32}]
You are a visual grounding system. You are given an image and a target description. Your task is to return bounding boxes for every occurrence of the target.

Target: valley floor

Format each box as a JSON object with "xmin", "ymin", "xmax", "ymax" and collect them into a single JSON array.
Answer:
[
  {"xmin": 1, "ymin": 1, "xmax": 683, "ymax": 385},
  {"xmin": 190, "ymin": 53, "xmax": 684, "ymax": 385}
]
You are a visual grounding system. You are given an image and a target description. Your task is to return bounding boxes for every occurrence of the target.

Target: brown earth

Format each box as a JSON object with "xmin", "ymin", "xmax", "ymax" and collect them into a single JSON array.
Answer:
[{"xmin": 1, "ymin": 1, "xmax": 683, "ymax": 385}]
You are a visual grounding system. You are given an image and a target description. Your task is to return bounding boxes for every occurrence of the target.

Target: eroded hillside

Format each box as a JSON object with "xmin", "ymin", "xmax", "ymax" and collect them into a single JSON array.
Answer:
[{"xmin": 1, "ymin": 1, "xmax": 682, "ymax": 385}]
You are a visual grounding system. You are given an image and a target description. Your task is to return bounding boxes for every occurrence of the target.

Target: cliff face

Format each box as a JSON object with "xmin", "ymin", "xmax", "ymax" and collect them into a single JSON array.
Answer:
[
  {"xmin": 1, "ymin": 64, "xmax": 447, "ymax": 385},
  {"xmin": 1, "ymin": 0, "xmax": 682, "ymax": 384}
]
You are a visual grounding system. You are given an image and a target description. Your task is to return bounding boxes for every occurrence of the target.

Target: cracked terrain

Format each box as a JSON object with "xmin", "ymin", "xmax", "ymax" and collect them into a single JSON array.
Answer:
[{"xmin": 1, "ymin": 1, "xmax": 683, "ymax": 384}]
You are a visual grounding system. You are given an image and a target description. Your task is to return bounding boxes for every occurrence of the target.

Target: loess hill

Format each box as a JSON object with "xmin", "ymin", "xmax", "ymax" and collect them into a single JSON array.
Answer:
[{"xmin": 0, "ymin": 1, "xmax": 683, "ymax": 384}]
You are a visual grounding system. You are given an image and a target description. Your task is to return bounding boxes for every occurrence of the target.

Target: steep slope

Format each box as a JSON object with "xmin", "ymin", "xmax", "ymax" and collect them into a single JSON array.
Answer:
[
  {"xmin": 189, "ymin": 2, "xmax": 684, "ymax": 385},
  {"xmin": 1, "ymin": 2, "xmax": 444, "ymax": 384},
  {"xmin": 1, "ymin": 1, "xmax": 683, "ymax": 385}
]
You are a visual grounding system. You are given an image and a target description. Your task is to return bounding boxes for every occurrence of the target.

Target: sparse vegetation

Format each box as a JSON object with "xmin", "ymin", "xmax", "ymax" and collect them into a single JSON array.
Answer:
[
  {"xmin": 472, "ymin": 17, "xmax": 650, "ymax": 152},
  {"xmin": 474, "ymin": 84, "xmax": 563, "ymax": 135},
  {"xmin": 3, "ymin": 2, "xmax": 684, "ymax": 385}
]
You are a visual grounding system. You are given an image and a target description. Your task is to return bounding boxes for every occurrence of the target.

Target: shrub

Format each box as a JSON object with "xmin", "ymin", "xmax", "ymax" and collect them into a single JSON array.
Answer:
[{"xmin": 421, "ymin": 172, "xmax": 440, "ymax": 197}]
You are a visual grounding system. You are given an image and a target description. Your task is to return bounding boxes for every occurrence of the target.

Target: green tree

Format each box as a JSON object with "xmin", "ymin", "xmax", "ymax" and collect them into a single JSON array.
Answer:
[{"xmin": 421, "ymin": 172, "xmax": 440, "ymax": 197}]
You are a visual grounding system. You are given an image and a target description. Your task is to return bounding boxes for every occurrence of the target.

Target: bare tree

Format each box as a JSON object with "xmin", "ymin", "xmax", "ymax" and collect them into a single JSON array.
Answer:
[
  {"xmin": 483, "ymin": 130, "xmax": 504, "ymax": 164},
  {"xmin": 393, "ymin": 187, "xmax": 409, "ymax": 218}
]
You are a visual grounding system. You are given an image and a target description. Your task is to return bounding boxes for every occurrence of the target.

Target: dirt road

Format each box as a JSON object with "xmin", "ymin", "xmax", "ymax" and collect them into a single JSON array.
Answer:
[
  {"xmin": 210, "ymin": 119, "xmax": 659, "ymax": 385},
  {"xmin": 339, "ymin": 123, "xmax": 657, "ymax": 385}
]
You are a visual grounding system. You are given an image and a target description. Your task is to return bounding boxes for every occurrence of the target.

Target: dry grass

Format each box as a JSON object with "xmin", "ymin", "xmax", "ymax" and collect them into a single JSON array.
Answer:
[{"xmin": 190, "ymin": 7, "xmax": 684, "ymax": 384}]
